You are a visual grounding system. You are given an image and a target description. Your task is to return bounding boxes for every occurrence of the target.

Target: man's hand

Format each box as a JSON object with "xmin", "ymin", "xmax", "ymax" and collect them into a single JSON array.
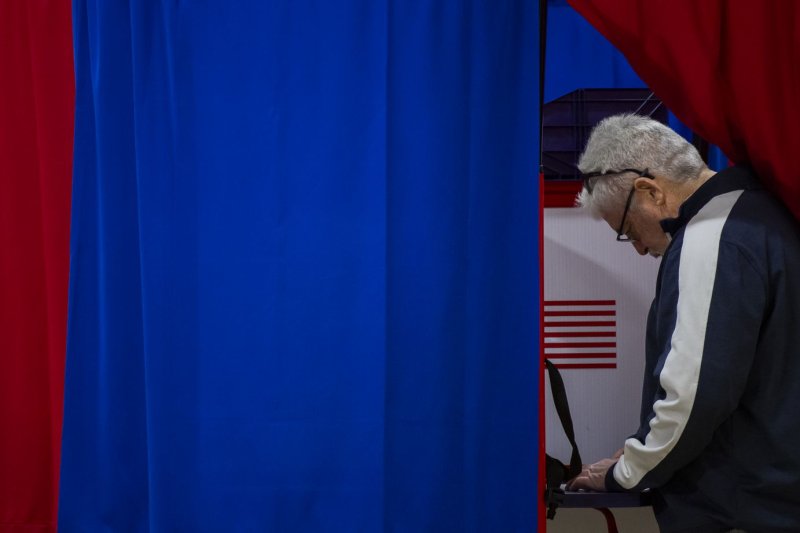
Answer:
[{"xmin": 565, "ymin": 457, "xmax": 617, "ymax": 492}]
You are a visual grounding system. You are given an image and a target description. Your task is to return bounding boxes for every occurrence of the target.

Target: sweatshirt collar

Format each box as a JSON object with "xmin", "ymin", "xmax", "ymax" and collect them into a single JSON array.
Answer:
[{"xmin": 659, "ymin": 166, "xmax": 761, "ymax": 236}]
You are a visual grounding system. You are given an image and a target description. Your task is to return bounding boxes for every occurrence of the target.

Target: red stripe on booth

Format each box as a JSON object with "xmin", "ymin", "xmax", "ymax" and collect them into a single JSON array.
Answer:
[{"xmin": 543, "ymin": 180, "xmax": 582, "ymax": 208}]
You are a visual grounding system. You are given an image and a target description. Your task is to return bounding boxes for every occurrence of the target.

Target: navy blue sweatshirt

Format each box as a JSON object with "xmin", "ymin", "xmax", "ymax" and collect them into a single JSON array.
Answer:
[{"xmin": 604, "ymin": 167, "xmax": 800, "ymax": 532}]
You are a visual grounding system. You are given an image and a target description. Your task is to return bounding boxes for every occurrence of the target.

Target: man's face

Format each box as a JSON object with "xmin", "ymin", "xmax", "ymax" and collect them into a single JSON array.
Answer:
[{"xmin": 603, "ymin": 185, "xmax": 672, "ymax": 257}]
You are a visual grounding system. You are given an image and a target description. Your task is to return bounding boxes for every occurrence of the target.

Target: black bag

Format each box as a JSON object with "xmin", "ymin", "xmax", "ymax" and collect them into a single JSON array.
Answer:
[{"xmin": 544, "ymin": 359, "xmax": 583, "ymax": 519}]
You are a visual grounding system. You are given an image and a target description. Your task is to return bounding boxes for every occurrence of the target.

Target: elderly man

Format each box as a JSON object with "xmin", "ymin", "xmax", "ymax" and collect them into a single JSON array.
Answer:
[{"xmin": 567, "ymin": 114, "xmax": 800, "ymax": 532}]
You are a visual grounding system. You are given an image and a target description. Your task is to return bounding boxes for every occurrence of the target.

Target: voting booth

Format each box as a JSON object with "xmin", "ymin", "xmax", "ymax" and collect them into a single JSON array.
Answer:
[
  {"xmin": 544, "ymin": 207, "xmax": 659, "ymax": 464},
  {"xmin": 543, "ymin": 205, "xmax": 661, "ymax": 532}
]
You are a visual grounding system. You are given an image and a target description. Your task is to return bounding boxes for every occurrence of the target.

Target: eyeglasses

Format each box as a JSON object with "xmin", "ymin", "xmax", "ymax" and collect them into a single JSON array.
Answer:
[{"xmin": 582, "ymin": 168, "xmax": 655, "ymax": 242}]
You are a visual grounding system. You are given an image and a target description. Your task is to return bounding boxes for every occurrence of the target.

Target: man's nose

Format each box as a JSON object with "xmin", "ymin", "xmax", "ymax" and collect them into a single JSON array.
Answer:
[{"xmin": 633, "ymin": 241, "xmax": 649, "ymax": 256}]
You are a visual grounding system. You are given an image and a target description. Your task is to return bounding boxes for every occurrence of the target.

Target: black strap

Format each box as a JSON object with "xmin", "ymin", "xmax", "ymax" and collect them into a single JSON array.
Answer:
[
  {"xmin": 544, "ymin": 359, "xmax": 584, "ymax": 519},
  {"xmin": 545, "ymin": 359, "xmax": 583, "ymax": 479}
]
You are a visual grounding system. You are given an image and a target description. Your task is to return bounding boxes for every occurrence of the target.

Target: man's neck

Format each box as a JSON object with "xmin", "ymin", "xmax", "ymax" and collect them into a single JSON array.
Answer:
[{"xmin": 671, "ymin": 168, "xmax": 716, "ymax": 213}]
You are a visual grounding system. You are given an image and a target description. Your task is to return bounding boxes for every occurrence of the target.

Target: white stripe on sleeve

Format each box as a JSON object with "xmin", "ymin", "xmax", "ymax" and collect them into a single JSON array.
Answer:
[{"xmin": 613, "ymin": 190, "xmax": 744, "ymax": 489}]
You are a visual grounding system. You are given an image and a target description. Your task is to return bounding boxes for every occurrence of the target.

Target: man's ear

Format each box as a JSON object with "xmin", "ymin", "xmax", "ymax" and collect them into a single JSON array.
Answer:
[{"xmin": 634, "ymin": 177, "xmax": 666, "ymax": 206}]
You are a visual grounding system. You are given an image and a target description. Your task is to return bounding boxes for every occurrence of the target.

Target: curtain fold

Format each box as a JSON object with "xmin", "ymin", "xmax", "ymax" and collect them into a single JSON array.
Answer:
[
  {"xmin": 569, "ymin": 0, "xmax": 800, "ymax": 220},
  {"xmin": 385, "ymin": 2, "xmax": 539, "ymax": 530},
  {"xmin": 0, "ymin": 2, "xmax": 73, "ymax": 531},
  {"xmin": 59, "ymin": 2, "xmax": 540, "ymax": 531}
]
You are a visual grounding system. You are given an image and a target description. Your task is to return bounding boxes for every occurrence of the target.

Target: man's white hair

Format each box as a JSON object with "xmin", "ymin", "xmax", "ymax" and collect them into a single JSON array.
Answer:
[{"xmin": 576, "ymin": 114, "xmax": 707, "ymax": 216}]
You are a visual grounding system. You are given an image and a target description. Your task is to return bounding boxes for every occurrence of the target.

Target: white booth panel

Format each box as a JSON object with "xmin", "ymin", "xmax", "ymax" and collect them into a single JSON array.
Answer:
[{"xmin": 544, "ymin": 207, "xmax": 660, "ymax": 464}]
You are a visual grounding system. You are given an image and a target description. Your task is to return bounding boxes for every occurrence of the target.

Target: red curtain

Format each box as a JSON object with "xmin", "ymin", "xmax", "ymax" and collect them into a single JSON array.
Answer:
[
  {"xmin": 569, "ymin": 0, "xmax": 800, "ymax": 221},
  {"xmin": 0, "ymin": 2, "xmax": 73, "ymax": 531}
]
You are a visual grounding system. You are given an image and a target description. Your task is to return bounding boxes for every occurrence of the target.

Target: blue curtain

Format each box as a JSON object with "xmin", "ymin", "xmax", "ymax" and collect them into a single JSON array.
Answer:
[
  {"xmin": 545, "ymin": 0, "xmax": 644, "ymax": 102},
  {"xmin": 59, "ymin": 2, "xmax": 540, "ymax": 531}
]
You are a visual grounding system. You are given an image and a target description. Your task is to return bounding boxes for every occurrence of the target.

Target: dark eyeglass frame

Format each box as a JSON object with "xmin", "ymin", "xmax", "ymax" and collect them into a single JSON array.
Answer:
[{"xmin": 582, "ymin": 168, "xmax": 655, "ymax": 242}]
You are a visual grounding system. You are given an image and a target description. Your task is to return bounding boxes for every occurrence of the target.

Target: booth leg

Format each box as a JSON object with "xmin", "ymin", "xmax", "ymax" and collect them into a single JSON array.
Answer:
[{"xmin": 594, "ymin": 508, "xmax": 618, "ymax": 533}]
